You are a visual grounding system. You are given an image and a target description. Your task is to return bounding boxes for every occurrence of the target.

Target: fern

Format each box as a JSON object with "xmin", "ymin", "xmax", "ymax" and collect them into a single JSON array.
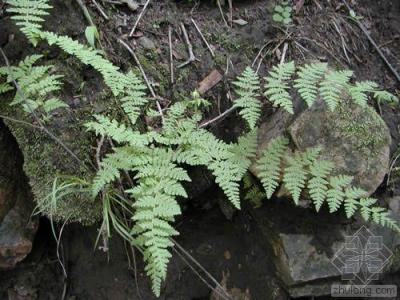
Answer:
[
  {"xmin": 326, "ymin": 175, "xmax": 353, "ymax": 213},
  {"xmin": 308, "ymin": 160, "xmax": 334, "ymax": 211},
  {"xmin": 264, "ymin": 61, "xmax": 296, "ymax": 114},
  {"xmin": 207, "ymin": 130, "xmax": 258, "ymax": 208},
  {"xmin": 373, "ymin": 90, "xmax": 399, "ymax": 104},
  {"xmin": 294, "ymin": 62, "xmax": 327, "ymax": 107},
  {"xmin": 233, "ymin": 67, "xmax": 261, "ymax": 129},
  {"xmin": 256, "ymin": 137, "xmax": 289, "ymax": 199},
  {"xmin": 0, "ymin": 54, "xmax": 67, "ymax": 118},
  {"xmin": 344, "ymin": 187, "xmax": 366, "ymax": 218},
  {"xmin": 348, "ymin": 81, "xmax": 378, "ymax": 107},
  {"xmin": 283, "ymin": 152, "xmax": 308, "ymax": 204},
  {"xmin": 85, "ymin": 114, "xmax": 148, "ymax": 147},
  {"xmin": 319, "ymin": 70, "xmax": 353, "ymax": 111},
  {"xmin": 6, "ymin": 0, "xmax": 52, "ymax": 45},
  {"xmin": 128, "ymin": 149, "xmax": 190, "ymax": 296}
]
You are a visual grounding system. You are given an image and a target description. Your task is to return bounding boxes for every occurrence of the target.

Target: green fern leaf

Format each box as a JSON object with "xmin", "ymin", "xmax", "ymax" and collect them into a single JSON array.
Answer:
[
  {"xmin": 319, "ymin": 70, "xmax": 353, "ymax": 111},
  {"xmin": 326, "ymin": 175, "xmax": 353, "ymax": 213},
  {"xmin": 308, "ymin": 160, "xmax": 334, "ymax": 211},
  {"xmin": 348, "ymin": 81, "xmax": 378, "ymax": 107},
  {"xmin": 85, "ymin": 114, "xmax": 149, "ymax": 147},
  {"xmin": 256, "ymin": 137, "xmax": 289, "ymax": 199},
  {"xmin": 7, "ymin": 0, "xmax": 52, "ymax": 45},
  {"xmin": 294, "ymin": 62, "xmax": 327, "ymax": 107},
  {"xmin": 344, "ymin": 187, "xmax": 366, "ymax": 218},
  {"xmin": 264, "ymin": 61, "xmax": 296, "ymax": 114},
  {"xmin": 233, "ymin": 67, "xmax": 261, "ymax": 129},
  {"xmin": 283, "ymin": 152, "xmax": 307, "ymax": 204}
]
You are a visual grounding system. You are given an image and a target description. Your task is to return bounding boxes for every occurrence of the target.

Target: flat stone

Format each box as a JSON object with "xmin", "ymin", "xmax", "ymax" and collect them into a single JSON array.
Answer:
[{"xmin": 138, "ymin": 36, "xmax": 156, "ymax": 50}]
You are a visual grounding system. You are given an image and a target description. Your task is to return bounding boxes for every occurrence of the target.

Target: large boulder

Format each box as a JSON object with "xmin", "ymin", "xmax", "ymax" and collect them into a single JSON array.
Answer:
[{"xmin": 251, "ymin": 98, "xmax": 391, "ymax": 197}]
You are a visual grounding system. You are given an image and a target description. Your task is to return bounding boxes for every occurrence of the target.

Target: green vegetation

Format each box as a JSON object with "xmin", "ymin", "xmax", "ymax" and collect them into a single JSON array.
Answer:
[
  {"xmin": 273, "ymin": 1, "xmax": 293, "ymax": 25},
  {"xmin": 1, "ymin": 0, "xmax": 399, "ymax": 297}
]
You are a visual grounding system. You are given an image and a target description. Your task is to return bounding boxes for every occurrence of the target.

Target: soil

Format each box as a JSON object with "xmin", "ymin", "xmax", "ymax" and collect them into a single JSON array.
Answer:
[{"xmin": 0, "ymin": 0, "xmax": 400, "ymax": 299}]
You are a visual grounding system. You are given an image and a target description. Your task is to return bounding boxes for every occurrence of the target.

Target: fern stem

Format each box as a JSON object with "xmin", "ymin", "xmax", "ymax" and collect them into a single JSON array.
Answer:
[{"xmin": 199, "ymin": 106, "xmax": 236, "ymax": 128}]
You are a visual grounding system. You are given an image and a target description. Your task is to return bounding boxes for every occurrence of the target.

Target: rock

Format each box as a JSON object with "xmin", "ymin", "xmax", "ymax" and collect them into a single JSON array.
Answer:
[
  {"xmin": 251, "ymin": 98, "xmax": 391, "ymax": 196},
  {"xmin": 0, "ymin": 121, "xmax": 38, "ymax": 268},
  {"xmin": 249, "ymin": 201, "xmax": 345, "ymax": 298},
  {"xmin": 289, "ymin": 100, "xmax": 391, "ymax": 194},
  {"xmin": 138, "ymin": 36, "xmax": 156, "ymax": 50},
  {"xmin": 249, "ymin": 195, "xmax": 400, "ymax": 298}
]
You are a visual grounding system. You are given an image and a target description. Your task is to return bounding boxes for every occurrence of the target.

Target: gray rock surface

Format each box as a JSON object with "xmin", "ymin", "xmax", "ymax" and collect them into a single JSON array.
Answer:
[{"xmin": 251, "ymin": 98, "xmax": 391, "ymax": 197}]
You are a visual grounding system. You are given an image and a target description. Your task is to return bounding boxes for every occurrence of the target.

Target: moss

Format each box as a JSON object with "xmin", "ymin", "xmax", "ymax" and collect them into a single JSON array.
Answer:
[
  {"xmin": 335, "ymin": 101, "xmax": 389, "ymax": 156},
  {"xmin": 0, "ymin": 58, "xmax": 105, "ymax": 225}
]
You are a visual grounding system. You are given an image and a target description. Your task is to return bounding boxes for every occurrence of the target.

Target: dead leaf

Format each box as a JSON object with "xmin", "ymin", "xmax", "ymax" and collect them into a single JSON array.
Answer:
[
  {"xmin": 121, "ymin": 0, "xmax": 139, "ymax": 11},
  {"xmin": 224, "ymin": 250, "xmax": 231, "ymax": 260},
  {"xmin": 198, "ymin": 70, "xmax": 223, "ymax": 95},
  {"xmin": 233, "ymin": 18, "xmax": 248, "ymax": 26}
]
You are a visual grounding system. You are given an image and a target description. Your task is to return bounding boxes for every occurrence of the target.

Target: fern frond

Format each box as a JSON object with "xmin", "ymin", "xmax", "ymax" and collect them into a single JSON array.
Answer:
[
  {"xmin": 301, "ymin": 147, "xmax": 321, "ymax": 166},
  {"xmin": 344, "ymin": 187, "xmax": 366, "ymax": 218},
  {"xmin": 319, "ymin": 70, "xmax": 353, "ymax": 111},
  {"xmin": 0, "ymin": 83, "xmax": 13, "ymax": 94},
  {"xmin": 91, "ymin": 147, "xmax": 139, "ymax": 197},
  {"xmin": 294, "ymin": 62, "xmax": 327, "ymax": 107},
  {"xmin": 127, "ymin": 149, "xmax": 189, "ymax": 296},
  {"xmin": 119, "ymin": 71, "xmax": 148, "ymax": 125},
  {"xmin": 228, "ymin": 130, "xmax": 258, "ymax": 176},
  {"xmin": 233, "ymin": 67, "xmax": 261, "ymax": 129},
  {"xmin": 326, "ymin": 175, "xmax": 353, "ymax": 213},
  {"xmin": 283, "ymin": 152, "xmax": 307, "ymax": 204},
  {"xmin": 0, "ymin": 54, "xmax": 67, "ymax": 117},
  {"xmin": 256, "ymin": 137, "xmax": 289, "ymax": 199},
  {"xmin": 348, "ymin": 81, "xmax": 378, "ymax": 107},
  {"xmin": 42, "ymin": 97, "xmax": 68, "ymax": 113},
  {"xmin": 373, "ymin": 90, "xmax": 399, "ymax": 104},
  {"xmin": 7, "ymin": 0, "xmax": 52, "ymax": 45},
  {"xmin": 308, "ymin": 160, "xmax": 334, "ymax": 211},
  {"xmin": 85, "ymin": 114, "xmax": 148, "ymax": 147},
  {"xmin": 264, "ymin": 61, "xmax": 296, "ymax": 114}
]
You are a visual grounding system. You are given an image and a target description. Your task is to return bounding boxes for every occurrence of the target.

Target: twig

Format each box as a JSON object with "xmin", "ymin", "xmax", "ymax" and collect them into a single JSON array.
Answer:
[
  {"xmin": 75, "ymin": 0, "xmax": 96, "ymax": 27},
  {"xmin": 0, "ymin": 114, "xmax": 41, "ymax": 129},
  {"xmin": 216, "ymin": 0, "xmax": 229, "ymax": 27},
  {"xmin": 0, "ymin": 48, "xmax": 92, "ymax": 171},
  {"xmin": 178, "ymin": 23, "xmax": 198, "ymax": 68},
  {"xmin": 191, "ymin": 18, "xmax": 215, "ymax": 58},
  {"xmin": 252, "ymin": 41, "xmax": 273, "ymax": 67},
  {"xmin": 171, "ymin": 238, "xmax": 232, "ymax": 300},
  {"xmin": 387, "ymin": 152, "xmax": 400, "ymax": 187},
  {"xmin": 342, "ymin": 0, "xmax": 400, "ymax": 83},
  {"xmin": 168, "ymin": 26, "xmax": 174, "ymax": 84},
  {"xmin": 332, "ymin": 19, "xmax": 351, "ymax": 64},
  {"xmin": 92, "ymin": 0, "xmax": 109, "ymax": 20},
  {"xmin": 118, "ymin": 39, "xmax": 164, "ymax": 122},
  {"xmin": 95, "ymin": 135, "xmax": 105, "ymax": 169},
  {"xmin": 199, "ymin": 106, "xmax": 236, "ymax": 128},
  {"xmin": 172, "ymin": 247, "xmax": 232, "ymax": 300},
  {"xmin": 129, "ymin": 0, "xmax": 151, "ymax": 36},
  {"xmin": 228, "ymin": 0, "xmax": 233, "ymax": 27},
  {"xmin": 280, "ymin": 42, "xmax": 289, "ymax": 65}
]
